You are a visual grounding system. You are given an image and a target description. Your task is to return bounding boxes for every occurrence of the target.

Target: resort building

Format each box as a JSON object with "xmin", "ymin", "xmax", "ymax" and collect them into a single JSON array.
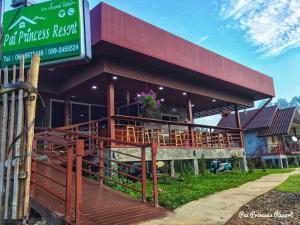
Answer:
[
  {"xmin": 25, "ymin": 2, "xmax": 276, "ymax": 223},
  {"xmin": 218, "ymin": 106, "xmax": 300, "ymax": 168}
]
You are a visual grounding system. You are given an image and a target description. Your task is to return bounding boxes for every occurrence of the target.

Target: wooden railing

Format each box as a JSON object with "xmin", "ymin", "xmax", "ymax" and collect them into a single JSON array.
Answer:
[
  {"xmin": 32, "ymin": 134, "xmax": 83, "ymax": 223},
  {"xmin": 32, "ymin": 128, "xmax": 159, "ymax": 223},
  {"xmin": 113, "ymin": 115, "xmax": 244, "ymax": 148},
  {"xmin": 288, "ymin": 143, "xmax": 300, "ymax": 153}
]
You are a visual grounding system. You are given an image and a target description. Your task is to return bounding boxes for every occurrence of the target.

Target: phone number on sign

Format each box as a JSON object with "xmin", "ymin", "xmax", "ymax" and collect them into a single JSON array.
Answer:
[{"xmin": 47, "ymin": 44, "xmax": 80, "ymax": 55}]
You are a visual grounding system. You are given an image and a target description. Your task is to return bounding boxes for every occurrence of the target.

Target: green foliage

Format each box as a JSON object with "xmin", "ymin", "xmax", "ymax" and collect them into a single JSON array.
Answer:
[
  {"xmin": 105, "ymin": 162, "xmax": 294, "ymax": 210},
  {"xmin": 135, "ymin": 89, "xmax": 161, "ymax": 114},
  {"xmin": 294, "ymin": 158, "xmax": 299, "ymax": 167},
  {"xmin": 257, "ymin": 96, "xmax": 300, "ymax": 111},
  {"xmin": 105, "ymin": 163, "xmax": 142, "ymax": 199},
  {"xmin": 178, "ymin": 163, "xmax": 195, "ymax": 186},
  {"xmin": 159, "ymin": 174, "xmax": 172, "ymax": 185},
  {"xmin": 158, "ymin": 162, "xmax": 171, "ymax": 184},
  {"xmin": 261, "ymin": 160, "xmax": 267, "ymax": 172},
  {"xmin": 230, "ymin": 152, "xmax": 242, "ymax": 169},
  {"xmin": 198, "ymin": 154, "xmax": 207, "ymax": 176},
  {"xmin": 154, "ymin": 168, "xmax": 294, "ymax": 210},
  {"xmin": 275, "ymin": 174, "xmax": 300, "ymax": 192},
  {"xmin": 248, "ymin": 160, "xmax": 255, "ymax": 173}
]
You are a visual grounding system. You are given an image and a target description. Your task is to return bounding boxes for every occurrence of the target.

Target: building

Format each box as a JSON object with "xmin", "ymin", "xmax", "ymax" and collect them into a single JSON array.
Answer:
[
  {"xmin": 218, "ymin": 106, "xmax": 300, "ymax": 168},
  {"xmin": 23, "ymin": 2, "xmax": 276, "ymax": 223},
  {"xmin": 34, "ymin": 2, "xmax": 275, "ymax": 173}
]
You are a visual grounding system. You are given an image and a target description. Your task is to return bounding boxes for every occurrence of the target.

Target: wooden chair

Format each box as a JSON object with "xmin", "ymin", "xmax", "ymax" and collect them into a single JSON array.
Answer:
[
  {"xmin": 174, "ymin": 130, "xmax": 183, "ymax": 147},
  {"xmin": 181, "ymin": 131, "xmax": 190, "ymax": 146},
  {"xmin": 227, "ymin": 133, "xmax": 233, "ymax": 147},
  {"xmin": 203, "ymin": 133, "xmax": 212, "ymax": 147},
  {"xmin": 218, "ymin": 133, "xmax": 225, "ymax": 148},
  {"xmin": 194, "ymin": 131, "xmax": 202, "ymax": 147},
  {"xmin": 141, "ymin": 128, "xmax": 151, "ymax": 144},
  {"xmin": 154, "ymin": 129, "xmax": 167, "ymax": 146},
  {"xmin": 125, "ymin": 125, "xmax": 137, "ymax": 143}
]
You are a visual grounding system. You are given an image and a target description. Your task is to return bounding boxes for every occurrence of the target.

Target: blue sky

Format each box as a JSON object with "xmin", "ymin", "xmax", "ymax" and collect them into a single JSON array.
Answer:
[
  {"xmin": 4, "ymin": 0, "xmax": 300, "ymax": 124},
  {"xmin": 5, "ymin": 0, "xmax": 299, "ymax": 100}
]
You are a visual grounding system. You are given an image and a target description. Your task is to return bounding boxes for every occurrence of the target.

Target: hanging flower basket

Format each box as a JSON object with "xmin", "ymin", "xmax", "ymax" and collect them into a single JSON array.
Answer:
[{"xmin": 135, "ymin": 89, "xmax": 161, "ymax": 116}]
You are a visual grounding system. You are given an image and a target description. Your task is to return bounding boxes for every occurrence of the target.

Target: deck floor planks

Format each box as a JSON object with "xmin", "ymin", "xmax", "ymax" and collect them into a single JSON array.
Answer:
[{"xmin": 31, "ymin": 161, "xmax": 169, "ymax": 224}]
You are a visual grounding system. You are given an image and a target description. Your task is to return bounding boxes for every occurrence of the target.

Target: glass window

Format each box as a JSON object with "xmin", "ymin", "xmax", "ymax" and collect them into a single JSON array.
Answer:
[
  {"xmin": 72, "ymin": 104, "xmax": 89, "ymax": 124},
  {"xmin": 51, "ymin": 101, "xmax": 65, "ymax": 128},
  {"xmin": 91, "ymin": 106, "xmax": 107, "ymax": 120}
]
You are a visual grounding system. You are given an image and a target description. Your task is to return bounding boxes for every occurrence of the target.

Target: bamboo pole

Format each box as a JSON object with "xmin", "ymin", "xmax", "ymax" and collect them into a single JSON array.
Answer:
[
  {"xmin": 4, "ymin": 65, "xmax": 17, "ymax": 219},
  {"xmin": 0, "ymin": 68, "xmax": 9, "ymax": 222},
  {"xmin": 23, "ymin": 55, "xmax": 40, "ymax": 218},
  {"xmin": 17, "ymin": 69, "xmax": 30, "ymax": 218},
  {"xmin": 12, "ymin": 56, "xmax": 25, "ymax": 219}
]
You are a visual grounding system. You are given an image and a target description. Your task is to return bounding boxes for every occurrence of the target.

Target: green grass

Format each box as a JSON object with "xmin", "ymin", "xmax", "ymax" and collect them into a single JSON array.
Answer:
[
  {"xmin": 275, "ymin": 174, "xmax": 300, "ymax": 192},
  {"xmin": 106, "ymin": 168, "xmax": 295, "ymax": 210},
  {"xmin": 153, "ymin": 168, "xmax": 294, "ymax": 209}
]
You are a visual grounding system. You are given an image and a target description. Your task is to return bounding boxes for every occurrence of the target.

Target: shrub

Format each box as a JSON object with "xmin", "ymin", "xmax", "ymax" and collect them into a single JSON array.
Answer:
[
  {"xmin": 294, "ymin": 158, "xmax": 299, "ymax": 167},
  {"xmin": 179, "ymin": 163, "xmax": 195, "ymax": 186},
  {"xmin": 248, "ymin": 160, "xmax": 255, "ymax": 173},
  {"xmin": 261, "ymin": 160, "xmax": 267, "ymax": 172},
  {"xmin": 198, "ymin": 154, "xmax": 207, "ymax": 176},
  {"xmin": 159, "ymin": 174, "xmax": 172, "ymax": 184},
  {"xmin": 230, "ymin": 152, "xmax": 242, "ymax": 169}
]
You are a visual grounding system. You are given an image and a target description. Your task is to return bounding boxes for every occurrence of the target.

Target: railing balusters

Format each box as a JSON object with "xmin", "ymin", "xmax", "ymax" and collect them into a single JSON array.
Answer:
[
  {"xmin": 141, "ymin": 147, "xmax": 146, "ymax": 203},
  {"xmin": 65, "ymin": 145, "xmax": 74, "ymax": 222},
  {"xmin": 151, "ymin": 143, "xmax": 158, "ymax": 207},
  {"xmin": 75, "ymin": 140, "xmax": 83, "ymax": 222},
  {"xmin": 99, "ymin": 141, "xmax": 104, "ymax": 185}
]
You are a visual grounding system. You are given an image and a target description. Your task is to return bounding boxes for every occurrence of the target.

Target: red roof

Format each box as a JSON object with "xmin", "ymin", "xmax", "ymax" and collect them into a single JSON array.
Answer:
[
  {"xmin": 217, "ymin": 106, "xmax": 299, "ymax": 136},
  {"xmin": 90, "ymin": 3, "xmax": 275, "ymax": 99},
  {"xmin": 258, "ymin": 107, "xmax": 297, "ymax": 137},
  {"xmin": 218, "ymin": 106, "xmax": 277, "ymax": 130}
]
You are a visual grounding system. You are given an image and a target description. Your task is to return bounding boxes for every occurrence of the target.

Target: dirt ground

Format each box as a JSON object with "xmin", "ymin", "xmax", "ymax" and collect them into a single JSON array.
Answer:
[{"xmin": 226, "ymin": 191, "xmax": 300, "ymax": 225}]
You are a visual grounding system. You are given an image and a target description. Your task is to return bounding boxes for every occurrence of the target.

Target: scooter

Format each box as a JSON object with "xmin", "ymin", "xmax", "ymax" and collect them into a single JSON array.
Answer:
[{"xmin": 210, "ymin": 160, "xmax": 232, "ymax": 174}]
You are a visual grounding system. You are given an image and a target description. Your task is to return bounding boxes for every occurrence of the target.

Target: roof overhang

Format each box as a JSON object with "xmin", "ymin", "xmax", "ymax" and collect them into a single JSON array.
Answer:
[{"xmin": 90, "ymin": 3, "xmax": 275, "ymax": 100}]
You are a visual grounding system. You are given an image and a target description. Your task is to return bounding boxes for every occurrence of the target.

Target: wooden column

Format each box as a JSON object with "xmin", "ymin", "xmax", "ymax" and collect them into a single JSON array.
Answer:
[
  {"xmin": 107, "ymin": 76, "xmax": 115, "ymax": 141},
  {"xmin": 281, "ymin": 135, "xmax": 286, "ymax": 153},
  {"xmin": 235, "ymin": 105, "xmax": 244, "ymax": 148},
  {"xmin": 187, "ymin": 96, "xmax": 194, "ymax": 146},
  {"xmin": 64, "ymin": 95, "xmax": 71, "ymax": 126}
]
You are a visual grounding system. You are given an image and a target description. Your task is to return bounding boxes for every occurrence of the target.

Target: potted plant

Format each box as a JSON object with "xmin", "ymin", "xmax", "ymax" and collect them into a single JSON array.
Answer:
[{"xmin": 135, "ymin": 89, "xmax": 161, "ymax": 117}]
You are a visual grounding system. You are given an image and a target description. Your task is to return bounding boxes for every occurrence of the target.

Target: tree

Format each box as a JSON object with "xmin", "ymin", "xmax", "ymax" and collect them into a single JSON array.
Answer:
[{"xmin": 256, "ymin": 96, "xmax": 300, "ymax": 111}]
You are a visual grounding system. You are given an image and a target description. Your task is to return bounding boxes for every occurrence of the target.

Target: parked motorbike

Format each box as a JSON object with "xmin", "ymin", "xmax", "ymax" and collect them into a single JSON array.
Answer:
[{"xmin": 209, "ymin": 160, "xmax": 232, "ymax": 173}]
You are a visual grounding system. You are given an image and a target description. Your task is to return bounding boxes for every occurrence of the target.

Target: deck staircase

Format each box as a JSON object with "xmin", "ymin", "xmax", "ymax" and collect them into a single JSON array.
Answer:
[{"xmin": 30, "ymin": 120, "xmax": 168, "ymax": 224}]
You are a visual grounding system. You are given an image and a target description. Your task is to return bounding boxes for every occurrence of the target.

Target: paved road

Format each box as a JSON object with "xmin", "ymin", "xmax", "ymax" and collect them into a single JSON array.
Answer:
[{"xmin": 140, "ymin": 168, "xmax": 300, "ymax": 225}]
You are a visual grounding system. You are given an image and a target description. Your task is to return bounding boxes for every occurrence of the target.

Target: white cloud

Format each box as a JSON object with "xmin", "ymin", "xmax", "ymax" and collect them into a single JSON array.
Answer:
[
  {"xmin": 221, "ymin": 0, "xmax": 300, "ymax": 56},
  {"xmin": 196, "ymin": 35, "xmax": 209, "ymax": 44}
]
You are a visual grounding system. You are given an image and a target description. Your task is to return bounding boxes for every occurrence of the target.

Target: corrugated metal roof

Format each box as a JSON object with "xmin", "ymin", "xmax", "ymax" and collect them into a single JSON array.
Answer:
[
  {"xmin": 258, "ymin": 107, "xmax": 296, "ymax": 137},
  {"xmin": 217, "ymin": 106, "xmax": 278, "ymax": 130},
  {"xmin": 217, "ymin": 106, "xmax": 300, "ymax": 137}
]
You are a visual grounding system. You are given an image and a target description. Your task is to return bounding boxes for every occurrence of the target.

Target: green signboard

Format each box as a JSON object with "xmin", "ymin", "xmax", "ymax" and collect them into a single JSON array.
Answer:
[{"xmin": 1, "ymin": 0, "xmax": 91, "ymax": 67}]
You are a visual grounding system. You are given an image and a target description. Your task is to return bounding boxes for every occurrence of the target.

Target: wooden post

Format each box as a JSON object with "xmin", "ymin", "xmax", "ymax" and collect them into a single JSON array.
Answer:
[
  {"xmin": 281, "ymin": 135, "xmax": 286, "ymax": 154},
  {"xmin": 0, "ymin": 68, "xmax": 9, "ymax": 221},
  {"xmin": 141, "ymin": 147, "xmax": 146, "ymax": 203},
  {"xmin": 151, "ymin": 143, "xmax": 159, "ymax": 207},
  {"xmin": 99, "ymin": 141, "xmax": 104, "ymax": 185},
  {"xmin": 107, "ymin": 76, "xmax": 115, "ymax": 141},
  {"xmin": 64, "ymin": 95, "xmax": 71, "ymax": 126},
  {"xmin": 187, "ymin": 96, "xmax": 194, "ymax": 146},
  {"xmin": 23, "ymin": 55, "xmax": 40, "ymax": 218},
  {"xmin": 75, "ymin": 140, "xmax": 84, "ymax": 222},
  {"xmin": 4, "ymin": 65, "xmax": 17, "ymax": 219},
  {"xmin": 12, "ymin": 56, "xmax": 25, "ymax": 219},
  {"xmin": 65, "ymin": 145, "xmax": 74, "ymax": 222},
  {"xmin": 235, "ymin": 105, "xmax": 244, "ymax": 148},
  {"xmin": 31, "ymin": 140, "xmax": 37, "ymax": 196}
]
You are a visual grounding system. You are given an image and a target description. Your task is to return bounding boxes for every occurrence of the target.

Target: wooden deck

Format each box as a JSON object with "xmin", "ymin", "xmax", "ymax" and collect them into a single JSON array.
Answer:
[{"xmin": 30, "ymin": 161, "xmax": 169, "ymax": 225}]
